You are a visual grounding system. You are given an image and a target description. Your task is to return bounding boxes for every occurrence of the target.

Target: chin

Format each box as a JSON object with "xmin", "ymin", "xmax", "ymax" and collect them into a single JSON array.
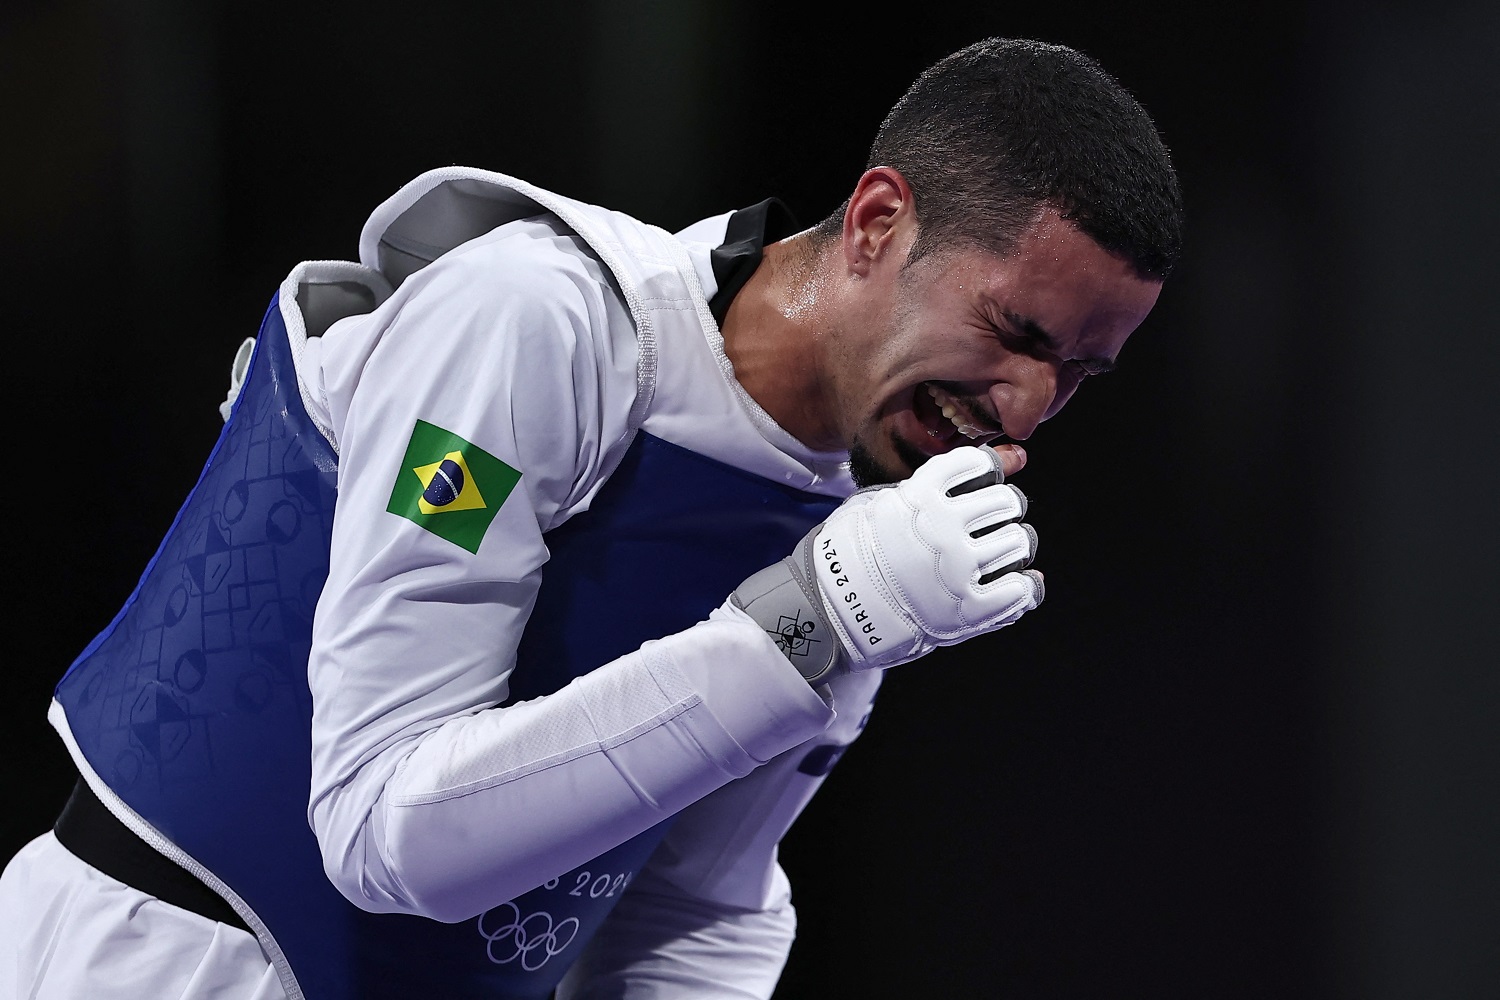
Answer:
[{"xmin": 848, "ymin": 434, "xmax": 929, "ymax": 487}]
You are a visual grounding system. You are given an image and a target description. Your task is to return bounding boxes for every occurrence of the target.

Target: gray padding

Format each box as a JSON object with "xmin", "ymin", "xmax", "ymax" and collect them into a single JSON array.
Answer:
[
  {"xmin": 730, "ymin": 538, "xmax": 843, "ymax": 685},
  {"xmin": 296, "ymin": 280, "xmax": 384, "ymax": 339},
  {"xmin": 377, "ymin": 179, "xmax": 555, "ymax": 288}
]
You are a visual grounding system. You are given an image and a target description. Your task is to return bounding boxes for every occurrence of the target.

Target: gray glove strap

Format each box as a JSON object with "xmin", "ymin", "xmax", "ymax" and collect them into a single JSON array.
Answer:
[{"xmin": 729, "ymin": 525, "xmax": 846, "ymax": 685}]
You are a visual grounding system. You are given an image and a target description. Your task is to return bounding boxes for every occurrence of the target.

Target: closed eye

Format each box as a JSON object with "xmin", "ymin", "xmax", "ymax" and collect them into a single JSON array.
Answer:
[
  {"xmin": 994, "ymin": 310, "xmax": 1117, "ymax": 376},
  {"xmin": 1066, "ymin": 358, "xmax": 1117, "ymax": 377}
]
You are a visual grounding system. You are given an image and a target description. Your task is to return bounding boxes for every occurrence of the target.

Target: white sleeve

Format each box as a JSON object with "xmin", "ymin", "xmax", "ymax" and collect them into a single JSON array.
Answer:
[
  {"xmin": 556, "ymin": 665, "xmax": 884, "ymax": 999},
  {"xmin": 305, "ymin": 224, "xmax": 834, "ymax": 923}
]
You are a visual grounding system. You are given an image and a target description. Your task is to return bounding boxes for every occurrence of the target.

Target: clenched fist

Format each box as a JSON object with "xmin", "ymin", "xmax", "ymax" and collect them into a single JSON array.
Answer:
[{"xmin": 731, "ymin": 445, "xmax": 1043, "ymax": 684}]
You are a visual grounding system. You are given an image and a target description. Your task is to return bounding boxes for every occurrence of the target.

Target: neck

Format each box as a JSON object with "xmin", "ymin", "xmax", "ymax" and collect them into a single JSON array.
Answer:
[{"xmin": 719, "ymin": 232, "xmax": 844, "ymax": 452}]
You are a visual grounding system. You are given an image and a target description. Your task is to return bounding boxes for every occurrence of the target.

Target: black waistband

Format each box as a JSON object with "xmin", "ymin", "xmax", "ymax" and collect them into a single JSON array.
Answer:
[{"xmin": 53, "ymin": 777, "xmax": 250, "ymax": 931}]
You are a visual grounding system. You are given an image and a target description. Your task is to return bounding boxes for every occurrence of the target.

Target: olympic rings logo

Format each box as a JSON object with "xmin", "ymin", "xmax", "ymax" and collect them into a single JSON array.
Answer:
[{"xmin": 476, "ymin": 901, "xmax": 580, "ymax": 971}]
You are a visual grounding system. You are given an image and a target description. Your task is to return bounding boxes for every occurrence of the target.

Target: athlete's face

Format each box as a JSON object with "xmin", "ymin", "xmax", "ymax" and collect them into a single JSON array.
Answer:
[{"xmin": 837, "ymin": 209, "xmax": 1162, "ymax": 485}]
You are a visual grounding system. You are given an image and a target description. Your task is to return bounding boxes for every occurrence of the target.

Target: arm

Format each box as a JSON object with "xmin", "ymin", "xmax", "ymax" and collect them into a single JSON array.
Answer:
[
  {"xmin": 305, "ymin": 223, "xmax": 834, "ymax": 922},
  {"xmin": 552, "ymin": 444, "xmax": 1044, "ymax": 994}
]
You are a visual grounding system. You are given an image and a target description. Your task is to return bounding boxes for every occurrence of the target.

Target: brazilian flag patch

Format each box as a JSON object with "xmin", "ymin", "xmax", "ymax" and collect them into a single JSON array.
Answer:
[{"xmin": 386, "ymin": 420, "xmax": 520, "ymax": 553}]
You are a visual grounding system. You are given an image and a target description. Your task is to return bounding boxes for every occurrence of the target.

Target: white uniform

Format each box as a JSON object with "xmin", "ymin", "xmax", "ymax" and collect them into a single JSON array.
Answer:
[{"xmin": 1, "ymin": 168, "xmax": 881, "ymax": 999}]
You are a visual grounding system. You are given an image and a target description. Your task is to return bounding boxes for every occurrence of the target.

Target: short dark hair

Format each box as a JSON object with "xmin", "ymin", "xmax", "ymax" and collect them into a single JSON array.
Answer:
[{"xmin": 820, "ymin": 37, "xmax": 1183, "ymax": 280}]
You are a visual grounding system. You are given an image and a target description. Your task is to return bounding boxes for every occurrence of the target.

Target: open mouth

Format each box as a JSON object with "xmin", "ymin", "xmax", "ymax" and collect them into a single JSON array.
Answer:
[{"xmin": 910, "ymin": 382, "xmax": 1003, "ymax": 448}]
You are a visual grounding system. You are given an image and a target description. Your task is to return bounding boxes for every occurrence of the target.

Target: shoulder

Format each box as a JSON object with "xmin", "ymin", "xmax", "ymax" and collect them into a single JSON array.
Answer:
[
  {"xmin": 321, "ymin": 214, "xmax": 639, "ymax": 426},
  {"xmin": 397, "ymin": 215, "xmax": 629, "ymax": 345},
  {"xmin": 318, "ymin": 215, "xmax": 644, "ymax": 527}
]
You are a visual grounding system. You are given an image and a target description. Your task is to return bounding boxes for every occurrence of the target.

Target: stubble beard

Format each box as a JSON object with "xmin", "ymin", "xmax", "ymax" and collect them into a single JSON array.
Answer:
[{"xmin": 847, "ymin": 431, "xmax": 929, "ymax": 488}]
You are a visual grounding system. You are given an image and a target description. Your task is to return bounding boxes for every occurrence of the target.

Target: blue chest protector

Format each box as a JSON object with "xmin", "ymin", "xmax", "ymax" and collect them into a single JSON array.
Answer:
[{"xmin": 54, "ymin": 297, "xmax": 839, "ymax": 999}]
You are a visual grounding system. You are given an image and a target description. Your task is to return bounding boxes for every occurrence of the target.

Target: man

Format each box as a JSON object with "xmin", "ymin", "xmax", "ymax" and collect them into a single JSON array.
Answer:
[{"xmin": 0, "ymin": 37, "xmax": 1181, "ymax": 999}]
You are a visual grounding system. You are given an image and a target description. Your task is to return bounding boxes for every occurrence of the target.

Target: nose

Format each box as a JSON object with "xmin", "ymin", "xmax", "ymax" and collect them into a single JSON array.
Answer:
[{"xmin": 988, "ymin": 356, "xmax": 1059, "ymax": 441}]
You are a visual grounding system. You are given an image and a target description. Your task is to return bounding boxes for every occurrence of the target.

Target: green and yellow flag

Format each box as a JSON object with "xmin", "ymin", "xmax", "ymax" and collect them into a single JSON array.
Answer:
[{"xmin": 386, "ymin": 420, "xmax": 520, "ymax": 554}]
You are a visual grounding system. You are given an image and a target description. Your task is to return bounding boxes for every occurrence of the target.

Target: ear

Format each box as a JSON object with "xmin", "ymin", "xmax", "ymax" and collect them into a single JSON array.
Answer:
[{"xmin": 842, "ymin": 167, "xmax": 915, "ymax": 276}]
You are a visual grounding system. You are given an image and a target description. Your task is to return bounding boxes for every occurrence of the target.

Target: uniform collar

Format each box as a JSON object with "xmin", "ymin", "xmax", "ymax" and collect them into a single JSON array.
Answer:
[{"xmin": 707, "ymin": 198, "xmax": 800, "ymax": 325}]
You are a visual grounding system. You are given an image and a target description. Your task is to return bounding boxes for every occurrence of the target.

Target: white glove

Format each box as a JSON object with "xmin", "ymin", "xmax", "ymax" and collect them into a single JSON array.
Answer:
[{"xmin": 731, "ymin": 445, "xmax": 1043, "ymax": 683}]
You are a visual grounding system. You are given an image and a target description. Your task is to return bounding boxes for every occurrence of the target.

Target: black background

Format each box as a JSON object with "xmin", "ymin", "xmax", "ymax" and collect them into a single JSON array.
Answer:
[{"xmin": 3, "ymin": 2, "xmax": 1498, "ymax": 997}]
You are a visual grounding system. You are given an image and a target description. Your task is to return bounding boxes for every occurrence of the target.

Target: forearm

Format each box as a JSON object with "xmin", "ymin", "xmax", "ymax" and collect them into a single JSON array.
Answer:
[{"xmin": 314, "ymin": 611, "xmax": 832, "ymax": 922}]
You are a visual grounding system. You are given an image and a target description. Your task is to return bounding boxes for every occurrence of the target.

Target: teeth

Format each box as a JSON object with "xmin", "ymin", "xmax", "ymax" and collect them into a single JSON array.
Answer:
[{"xmin": 925, "ymin": 383, "xmax": 989, "ymax": 440}]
